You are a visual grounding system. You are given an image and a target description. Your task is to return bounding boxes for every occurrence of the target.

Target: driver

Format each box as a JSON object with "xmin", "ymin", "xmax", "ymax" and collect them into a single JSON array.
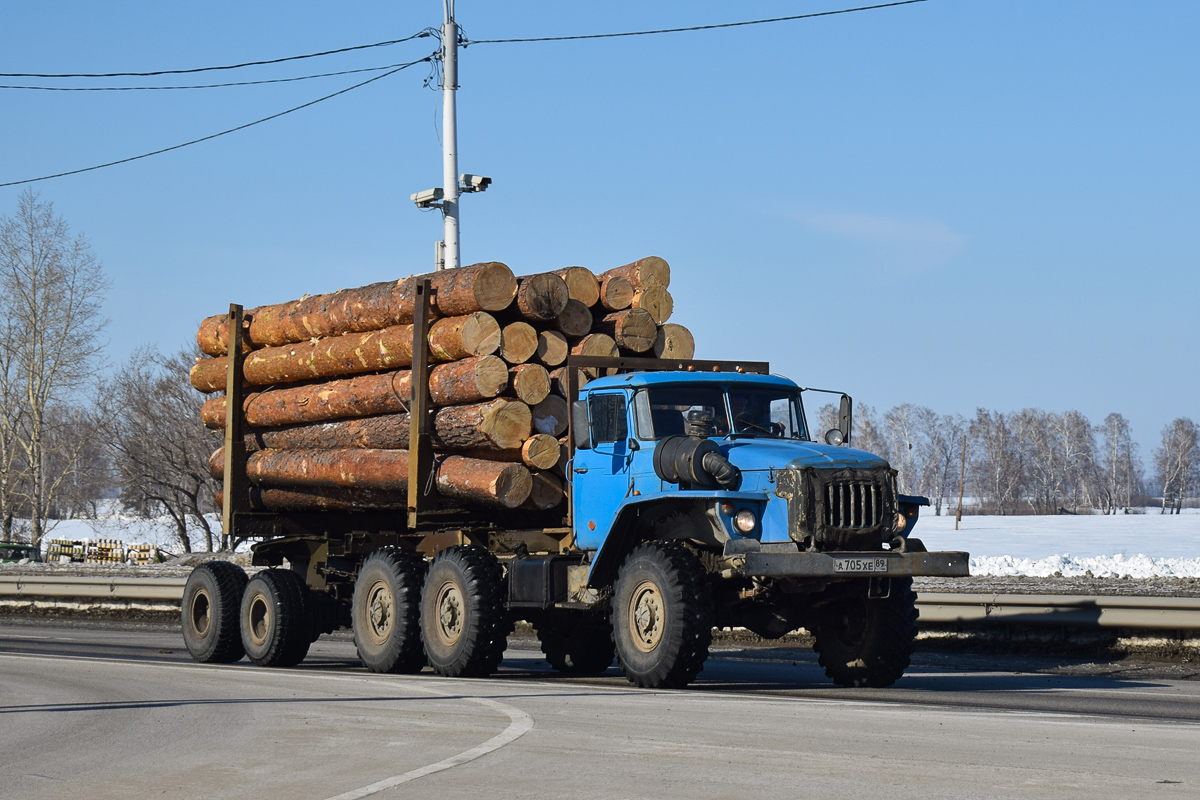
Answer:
[{"xmin": 730, "ymin": 394, "xmax": 777, "ymax": 436}]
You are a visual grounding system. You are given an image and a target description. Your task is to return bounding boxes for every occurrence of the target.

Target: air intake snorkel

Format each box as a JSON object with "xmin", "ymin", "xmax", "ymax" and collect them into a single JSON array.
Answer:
[{"xmin": 653, "ymin": 408, "xmax": 741, "ymax": 489}]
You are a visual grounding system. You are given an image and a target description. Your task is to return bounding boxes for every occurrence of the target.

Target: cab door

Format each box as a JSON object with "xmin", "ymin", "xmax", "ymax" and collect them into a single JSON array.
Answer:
[{"xmin": 572, "ymin": 391, "xmax": 633, "ymax": 550}]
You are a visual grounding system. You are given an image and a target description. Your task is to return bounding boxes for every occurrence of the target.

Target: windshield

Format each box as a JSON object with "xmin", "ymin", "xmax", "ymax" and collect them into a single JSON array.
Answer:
[{"xmin": 634, "ymin": 385, "xmax": 808, "ymax": 440}]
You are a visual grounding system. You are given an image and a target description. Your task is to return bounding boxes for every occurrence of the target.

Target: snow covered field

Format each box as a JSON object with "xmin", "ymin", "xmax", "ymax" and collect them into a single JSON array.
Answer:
[
  {"xmin": 15, "ymin": 509, "xmax": 1200, "ymax": 579},
  {"xmin": 917, "ymin": 509, "xmax": 1200, "ymax": 578}
]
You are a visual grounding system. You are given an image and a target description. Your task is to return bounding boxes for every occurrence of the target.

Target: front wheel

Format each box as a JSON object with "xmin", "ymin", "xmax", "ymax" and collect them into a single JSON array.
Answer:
[
  {"xmin": 812, "ymin": 577, "xmax": 918, "ymax": 688},
  {"xmin": 611, "ymin": 541, "xmax": 714, "ymax": 689}
]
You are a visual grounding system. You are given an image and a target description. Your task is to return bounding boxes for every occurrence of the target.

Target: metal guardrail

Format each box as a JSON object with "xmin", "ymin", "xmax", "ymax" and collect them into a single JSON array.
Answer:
[
  {"xmin": 0, "ymin": 575, "xmax": 187, "ymax": 601},
  {"xmin": 3, "ymin": 577, "xmax": 1200, "ymax": 631},
  {"xmin": 916, "ymin": 592, "xmax": 1200, "ymax": 631}
]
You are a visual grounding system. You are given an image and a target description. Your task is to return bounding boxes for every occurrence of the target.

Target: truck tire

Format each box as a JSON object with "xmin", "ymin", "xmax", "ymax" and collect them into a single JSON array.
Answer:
[
  {"xmin": 240, "ymin": 569, "xmax": 312, "ymax": 668},
  {"xmin": 611, "ymin": 541, "xmax": 714, "ymax": 689},
  {"xmin": 537, "ymin": 615, "xmax": 615, "ymax": 675},
  {"xmin": 181, "ymin": 561, "xmax": 248, "ymax": 663},
  {"xmin": 812, "ymin": 577, "xmax": 918, "ymax": 688},
  {"xmin": 353, "ymin": 547, "xmax": 426, "ymax": 674},
  {"xmin": 420, "ymin": 546, "xmax": 510, "ymax": 677}
]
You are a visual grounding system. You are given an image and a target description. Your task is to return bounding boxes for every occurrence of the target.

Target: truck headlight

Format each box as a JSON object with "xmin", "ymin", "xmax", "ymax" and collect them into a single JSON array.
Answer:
[
  {"xmin": 734, "ymin": 509, "xmax": 757, "ymax": 534},
  {"xmin": 894, "ymin": 511, "xmax": 908, "ymax": 533}
]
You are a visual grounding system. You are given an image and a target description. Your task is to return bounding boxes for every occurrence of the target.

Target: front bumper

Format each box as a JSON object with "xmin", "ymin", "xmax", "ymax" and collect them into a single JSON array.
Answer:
[{"xmin": 724, "ymin": 540, "xmax": 969, "ymax": 578}]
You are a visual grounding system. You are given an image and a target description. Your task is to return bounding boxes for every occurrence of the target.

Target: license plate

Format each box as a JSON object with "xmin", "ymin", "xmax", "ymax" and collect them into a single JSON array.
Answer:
[{"xmin": 832, "ymin": 557, "xmax": 889, "ymax": 573}]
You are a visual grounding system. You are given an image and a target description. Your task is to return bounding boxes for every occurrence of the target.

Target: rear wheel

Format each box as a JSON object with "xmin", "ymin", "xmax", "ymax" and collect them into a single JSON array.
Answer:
[
  {"xmin": 420, "ymin": 546, "xmax": 510, "ymax": 677},
  {"xmin": 537, "ymin": 614, "xmax": 615, "ymax": 675},
  {"xmin": 611, "ymin": 541, "xmax": 714, "ymax": 689},
  {"xmin": 181, "ymin": 561, "xmax": 247, "ymax": 663},
  {"xmin": 240, "ymin": 569, "xmax": 312, "ymax": 668},
  {"xmin": 353, "ymin": 547, "xmax": 426, "ymax": 673},
  {"xmin": 812, "ymin": 577, "xmax": 918, "ymax": 688}
]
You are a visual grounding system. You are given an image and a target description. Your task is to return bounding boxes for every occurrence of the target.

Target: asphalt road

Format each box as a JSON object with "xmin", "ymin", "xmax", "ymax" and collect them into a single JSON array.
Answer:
[{"xmin": 2, "ymin": 620, "xmax": 1198, "ymax": 799}]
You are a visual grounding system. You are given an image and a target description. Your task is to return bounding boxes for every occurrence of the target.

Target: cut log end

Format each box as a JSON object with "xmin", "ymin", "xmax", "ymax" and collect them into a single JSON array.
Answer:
[
  {"xmin": 536, "ymin": 330, "xmax": 568, "ymax": 367},
  {"xmin": 597, "ymin": 275, "xmax": 634, "ymax": 312},
  {"xmin": 632, "ymin": 286, "xmax": 673, "ymax": 325},
  {"xmin": 554, "ymin": 299, "xmax": 593, "ymax": 338},
  {"xmin": 653, "ymin": 323, "xmax": 695, "ymax": 360},
  {"xmin": 508, "ymin": 363, "xmax": 551, "ymax": 406},
  {"xmin": 515, "ymin": 273, "xmax": 570, "ymax": 321},
  {"xmin": 554, "ymin": 266, "xmax": 600, "ymax": 307},
  {"xmin": 499, "ymin": 321, "xmax": 538, "ymax": 364}
]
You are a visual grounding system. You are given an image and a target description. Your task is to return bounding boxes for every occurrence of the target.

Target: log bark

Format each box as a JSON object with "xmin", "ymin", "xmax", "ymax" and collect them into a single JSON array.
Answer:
[
  {"xmin": 554, "ymin": 300, "xmax": 593, "ymax": 338},
  {"xmin": 532, "ymin": 395, "xmax": 570, "ymax": 437},
  {"xmin": 523, "ymin": 471, "xmax": 566, "ymax": 510},
  {"xmin": 595, "ymin": 308, "xmax": 657, "ymax": 353},
  {"xmin": 600, "ymin": 256, "xmax": 670, "ymax": 291},
  {"xmin": 190, "ymin": 314, "xmax": 498, "ymax": 392},
  {"xmin": 436, "ymin": 455, "xmax": 532, "ymax": 509},
  {"xmin": 453, "ymin": 433, "xmax": 561, "ymax": 471},
  {"xmin": 238, "ymin": 401, "xmax": 525, "ymax": 453},
  {"xmin": 596, "ymin": 274, "xmax": 634, "ymax": 312},
  {"xmin": 653, "ymin": 323, "xmax": 696, "ymax": 359},
  {"xmin": 514, "ymin": 273, "xmax": 570, "ymax": 321},
  {"xmin": 217, "ymin": 452, "xmax": 531, "ymax": 510},
  {"xmin": 499, "ymin": 321, "xmax": 538, "ymax": 364},
  {"xmin": 427, "ymin": 312, "xmax": 501, "ymax": 361},
  {"xmin": 508, "ymin": 364, "xmax": 551, "ymax": 405},
  {"xmin": 631, "ymin": 286, "xmax": 673, "ymax": 325},
  {"xmin": 553, "ymin": 266, "xmax": 600, "ymax": 307},
  {"xmin": 200, "ymin": 355, "xmax": 509, "ymax": 428},
  {"xmin": 195, "ymin": 262, "xmax": 516, "ymax": 356},
  {"xmin": 536, "ymin": 330, "xmax": 568, "ymax": 367}
]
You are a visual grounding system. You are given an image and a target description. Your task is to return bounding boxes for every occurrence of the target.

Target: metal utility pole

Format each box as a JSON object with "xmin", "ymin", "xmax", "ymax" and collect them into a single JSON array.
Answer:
[{"xmin": 440, "ymin": 0, "xmax": 460, "ymax": 270}]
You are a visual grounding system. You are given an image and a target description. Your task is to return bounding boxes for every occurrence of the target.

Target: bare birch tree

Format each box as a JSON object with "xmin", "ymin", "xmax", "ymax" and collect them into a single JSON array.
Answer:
[
  {"xmin": 970, "ymin": 408, "xmax": 1024, "ymax": 515},
  {"xmin": 1098, "ymin": 413, "xmax": 1141, "ymax": 514},
  {"xmin": 0, "ymin": 190, "xmax": 109, "ymax": 544},
  {"xmin": 1156, "ymin": 417, "xmax": 1198, "ymax": 515}
]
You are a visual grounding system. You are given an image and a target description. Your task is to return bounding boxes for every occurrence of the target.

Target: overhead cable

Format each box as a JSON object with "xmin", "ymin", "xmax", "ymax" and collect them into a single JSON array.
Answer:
[
  {"xmin": 0, "ymin": 30, "xmax": 435, "ymax": 79},
  {"xmin": 0, "ymin": 62, "xmax": 416, "ymax": 92},
  {"xmin": 0, "ymin": 57, "xmax": 432, "ymax": 188},
  {"xmin": 464, "ymin": 0, "xmax": 927, "ymax": 45}
]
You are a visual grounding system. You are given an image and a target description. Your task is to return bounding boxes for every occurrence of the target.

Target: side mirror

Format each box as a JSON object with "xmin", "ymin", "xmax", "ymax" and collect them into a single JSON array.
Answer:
[
  {"xmin": 571, "ymin": 400, "xmax": 592, "ymax": 450},
  {"xmin": 838, "ymin": 394, "xmax": 853, "ymax": 446}
]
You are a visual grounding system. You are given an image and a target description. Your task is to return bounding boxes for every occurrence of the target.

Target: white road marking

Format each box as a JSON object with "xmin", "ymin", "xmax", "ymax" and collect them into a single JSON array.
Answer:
[
  {"xmin": 0, "ymin": 652, "xmax": 536, "ymax": 798},
  {"xmin": 322, "ymin": 691, "xmax": 533, "ymax": 800}
]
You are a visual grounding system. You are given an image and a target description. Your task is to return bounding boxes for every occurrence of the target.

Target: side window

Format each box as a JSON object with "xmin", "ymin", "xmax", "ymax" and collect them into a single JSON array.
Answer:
[{"xmin": 590, "ymin": 394, "xmax": 628, "ymax": 444}]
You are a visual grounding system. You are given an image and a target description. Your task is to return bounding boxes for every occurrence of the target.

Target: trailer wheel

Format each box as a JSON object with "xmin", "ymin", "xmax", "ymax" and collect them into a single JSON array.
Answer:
[
  {"xmin": 537, "ymin": 614, "xmax": 615, "ymax": 675},
  {"xmin": 812, "ymin": 577, "xmax": 918, "ymax": 688},
  {"xmin": 239, "ymin": 569, "xmax": 312, "ymax": 668},
  {"xmin": 181, "ymin": 561, "xmax": 248, "ymax": 663},
  {"xmin": 353, "ymin": 547, "xmax": 426, "ymax": 673},
  {"xmin": 611, "ymin": 541, "xmax": 714, "ymax": 689},
  {"xmin": 420, "ymin": 546, "xmax": 510, "ymax": 677}
]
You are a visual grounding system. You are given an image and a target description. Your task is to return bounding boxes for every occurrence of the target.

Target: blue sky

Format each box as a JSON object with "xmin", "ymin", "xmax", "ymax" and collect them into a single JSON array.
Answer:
[{"xmin": 1, "ymin": 1, "xmax": 1197, "ymax": 455}]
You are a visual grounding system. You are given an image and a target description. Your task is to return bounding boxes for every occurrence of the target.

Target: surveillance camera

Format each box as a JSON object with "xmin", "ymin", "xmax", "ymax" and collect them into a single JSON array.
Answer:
[
  {"xmin": 411, "ymin": 187, "xmax": 444, "ymax": 208},
  {"xmin": 459, "ymin": 173, "xmax": 492, "ymax": 192}
]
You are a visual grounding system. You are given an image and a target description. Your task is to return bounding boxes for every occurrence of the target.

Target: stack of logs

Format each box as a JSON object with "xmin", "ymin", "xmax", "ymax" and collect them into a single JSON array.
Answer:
[{"xmin": 195, "ymin": 257, "xmax": 694, "ymax": 514}]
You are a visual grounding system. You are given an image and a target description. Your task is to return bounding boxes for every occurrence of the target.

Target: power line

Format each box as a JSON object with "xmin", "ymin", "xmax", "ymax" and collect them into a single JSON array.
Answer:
[
  {"xmin": 0, "ymin": 62, "xmax": 416, "ymax": 92},
  {"xmin": 464, "ymin": 0, "xmax": 927, "ymax": 45},
  {"xmin": 0, "ymin": 31, "xmax": 435, "ymax": 79},
  {"xmin": 0, "ymin": 57, "xmax": 432, "ymax": 188}
]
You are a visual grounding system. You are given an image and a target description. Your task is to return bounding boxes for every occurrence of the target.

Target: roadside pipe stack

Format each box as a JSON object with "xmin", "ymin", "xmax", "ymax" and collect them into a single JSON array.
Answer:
[{"xmin": 194, "ymin": 258, "xmax": 693, "ymax": 513}]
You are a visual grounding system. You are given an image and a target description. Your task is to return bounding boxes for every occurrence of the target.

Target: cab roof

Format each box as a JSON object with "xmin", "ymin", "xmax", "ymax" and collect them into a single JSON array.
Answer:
[{"xmin": 584, "ymin": 370, "xmax": 800, "ymax": 391}]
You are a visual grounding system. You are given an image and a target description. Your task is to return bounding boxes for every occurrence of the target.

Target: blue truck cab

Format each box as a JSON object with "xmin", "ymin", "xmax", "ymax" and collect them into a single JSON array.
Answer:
[{"xmin": 556, "ymin": 356, "xmax": 969, "ymax": 688}]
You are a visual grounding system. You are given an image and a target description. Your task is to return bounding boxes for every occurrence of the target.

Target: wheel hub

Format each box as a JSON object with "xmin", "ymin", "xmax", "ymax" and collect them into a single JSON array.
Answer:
[
  {"xmin": 434, "ymin": 582, "xmax": 465, "ymax": 646},
  {"xmin": 629, "ymin": 580, "xmax": 665, "ymax": 653},
  {"xmin": 189, "ymin": 588, "xmax": 212, "ymax": 639},
  {"xmin": 366, "ymin": 580, "xmax": 394, "ymax": 645},
  {"xmin": 247, "ymin": 593, "xmax": 271, "ymax": 647}
]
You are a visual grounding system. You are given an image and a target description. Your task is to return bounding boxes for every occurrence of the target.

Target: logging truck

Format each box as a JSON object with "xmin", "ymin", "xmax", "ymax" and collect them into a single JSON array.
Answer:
[{"xmin": 182, "ymin": 270, "xmax": 968, "ymax": 688}]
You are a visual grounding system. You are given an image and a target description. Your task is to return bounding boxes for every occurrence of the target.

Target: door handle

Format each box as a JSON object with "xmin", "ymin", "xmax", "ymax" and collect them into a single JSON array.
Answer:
[{"xmin": 573, "ymin": 466, "xmax": 589, "ymax": 474}]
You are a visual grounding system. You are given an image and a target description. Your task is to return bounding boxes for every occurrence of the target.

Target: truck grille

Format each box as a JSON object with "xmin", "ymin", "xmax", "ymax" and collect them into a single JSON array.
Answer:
[{"xmin": 824, "ymin": 481, "xmax": 882, "ymax": 531}]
